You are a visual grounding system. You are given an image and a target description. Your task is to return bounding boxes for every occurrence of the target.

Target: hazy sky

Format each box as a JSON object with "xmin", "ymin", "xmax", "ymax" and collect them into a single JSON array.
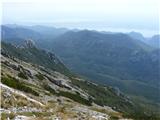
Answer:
[{"xmin": 1, "ymin": 0, "xmax": 159, "ymax": 37}]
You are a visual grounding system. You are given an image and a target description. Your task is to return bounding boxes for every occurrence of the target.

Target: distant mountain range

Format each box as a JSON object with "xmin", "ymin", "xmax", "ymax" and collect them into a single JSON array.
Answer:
[{"xmin": 1, "ymin": 25, "xmax": 68, "ymax": 49}]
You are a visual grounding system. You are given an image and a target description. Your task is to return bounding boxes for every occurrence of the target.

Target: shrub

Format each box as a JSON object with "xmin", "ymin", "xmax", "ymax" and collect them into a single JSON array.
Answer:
[
  {"xmin": 58, "ymin": 91, "xmax": 92, "ymax": 106},
  {"xmin": 18, "ymin": 72, "xmax": 28, "ymax": 79},
  {"xmin": 43, "ymin": 83, "xmax": 91, "ymax": 106},
  {"xmin": 1, "ymin": 76, "xmax": 39, "ymax": 96},
  {"xmin": 1, "ymin": 113, "xmax": 15, "ymax": 120},
  {"xmin": 43, "ymin": 84, "xmax": 56, "ymax": 94},
  {"xmin": 35, "ymin": 73, "xmax": 44, "ymax": 80}
]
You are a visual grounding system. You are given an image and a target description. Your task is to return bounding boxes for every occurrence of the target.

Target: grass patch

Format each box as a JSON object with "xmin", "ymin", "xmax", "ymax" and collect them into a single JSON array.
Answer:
[
  {"xmin": 1, "ymin": 75, "xmax": 39, "ymax": 96},
  {"xmin": 35, "ymin": 73, "xmax": 44, "ymax": 80},
  {"xmin": 18, "ymin": 72, "xmax": 28, "ymax": 79},
  {"xmin": 58, "ymin": 91, "xmax": 92, "ymax": 106},
  {"xmin": 1, "ymin": 113, "xmax": 15, "ymax": 120},
  {"xmin": 43, "ymin": 84, "xmax": 56, "ymax": 94},
  {"xmin": 30, "ymin": 111, "xmax": 53, "ymax": 117}
]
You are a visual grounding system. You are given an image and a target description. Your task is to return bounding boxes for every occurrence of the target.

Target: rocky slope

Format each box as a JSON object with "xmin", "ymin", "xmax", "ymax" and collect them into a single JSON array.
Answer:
[{"xmin": 1, "ymin": 42, "xmax": 135, "ymax": 120}]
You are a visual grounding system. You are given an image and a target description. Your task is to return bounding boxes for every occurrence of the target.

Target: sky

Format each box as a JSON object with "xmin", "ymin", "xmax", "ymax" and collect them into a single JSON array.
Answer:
[{"xmin": 0, "ymin": 0, "xmax": 159, "ymax": 37}]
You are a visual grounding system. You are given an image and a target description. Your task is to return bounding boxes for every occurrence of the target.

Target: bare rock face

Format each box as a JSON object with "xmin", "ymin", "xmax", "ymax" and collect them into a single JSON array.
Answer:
[{"xmin": 23, "ymin": 39, "xmax": 36, "ymax": 48}]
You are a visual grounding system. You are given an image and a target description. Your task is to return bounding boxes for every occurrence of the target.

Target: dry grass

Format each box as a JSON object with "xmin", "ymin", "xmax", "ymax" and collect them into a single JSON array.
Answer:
[
  {"xmin": 1, "ymin": 113, "xmax": 15, "ymax": 120},
  {"xmin": 91, "ymin": 107, "xmax": 123, "ymax": 119}
]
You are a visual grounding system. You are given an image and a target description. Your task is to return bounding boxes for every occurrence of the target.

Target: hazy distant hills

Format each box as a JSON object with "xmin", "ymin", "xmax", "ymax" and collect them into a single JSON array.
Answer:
[
  {"xmin": 3, "ymin": 24, "xmax": 68, "ymax": 38},
  {"xmin": 128, "ymin": 31, "xmax": 146, "ymax": 41},
  {"xmin": 26, "ymin": 25, "xmax": 68, "ymax": 38},
  {"xmin": 147, "ymin": 35, "xmax": 160, "ymax": 48},
  {"xmin": 1, "ymin": 25, "xmax": 160, "ymax": 103},
  {"xmin": 128, "ymin": 31, "xmax": 160, "ymax": 48},
  {"xmin": 1, "ymin": 25, "xmax": 41, "ymax": 40},
  {"xmin": 1, "ymin": 25, "xmax": 68, "ymax": 49}
]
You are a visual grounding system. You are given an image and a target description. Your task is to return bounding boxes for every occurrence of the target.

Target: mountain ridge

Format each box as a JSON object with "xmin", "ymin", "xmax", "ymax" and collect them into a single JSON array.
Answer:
[{"xmin": 49, "ymin": 29, "xmax": 160, "ymax": 103}]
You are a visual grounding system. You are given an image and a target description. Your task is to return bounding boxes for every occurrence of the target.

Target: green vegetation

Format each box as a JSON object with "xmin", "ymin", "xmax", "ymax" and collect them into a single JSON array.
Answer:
[
  {"xmin": 18, "ymin": 72, "xmax": 28, "ymax": 79},
  {"xmin": 70, "ymin": 77, "xmax": 160, "ymax": 120},
  {"xmin": 35, "ymin": 73, "xmax": 44, "ymax": 80},
  {"xmin": 43, "ymin": 84, "xmax": 56, "ymax": 94},
  {"xmin": 1, "ymin": 75, "xmax": 39, "ymax": 96},
  {"xmin": 58, "ymin": 90, "xmax": 92, "ymax": 106},
  {"xmin": 123, "ymin": 110, "xmax": 160, "ymax": 120},
  {"xmin": 50, "ymin": 31, "xmax": 159, "ymax": 103},
  {"xmin": 1, "ymin": 113, "xmax": 15, "ymax": 120},
  {"xmin": 43, "ymin": 83, "xmax": 91, "ymax": 106},
  {"xmin": 71, "ymin": 77, "xmax": 132, "ymax": 109}
]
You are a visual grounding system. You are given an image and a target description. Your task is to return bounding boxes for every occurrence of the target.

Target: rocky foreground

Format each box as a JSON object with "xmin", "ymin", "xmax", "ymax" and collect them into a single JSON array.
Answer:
[{"xmin": 1, "ymin": 51, "xmax": 132, "ymax": 120}]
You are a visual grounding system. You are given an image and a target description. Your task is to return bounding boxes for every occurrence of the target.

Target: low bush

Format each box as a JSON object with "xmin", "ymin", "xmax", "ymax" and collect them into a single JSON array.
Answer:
[
  {"xmin": 1, "ymin": 76, "xmax": 39, "ymax": 96},
  {"xmin": 43, "ymin": 84, "xmax": 56, "ymax": 94},
  {"xmin": 1, "ymin": 113, "xmax": 15, "ymax": 120},
  {"xmin": 18, "ymin": 72, "xmax": 28, "ymax": 79},
  {"xmin": 35, "ymin": 73, "xmax": 44, "ymax": 80},
  {"xmin": 58, "ymin": 91, "xmax": 92, "ymax": 106}
]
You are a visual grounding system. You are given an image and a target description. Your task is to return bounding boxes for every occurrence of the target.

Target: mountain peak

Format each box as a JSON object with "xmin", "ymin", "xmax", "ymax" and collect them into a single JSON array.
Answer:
[{"xmin": 128, "ymin": 31, "xmax": 145, "ymax": 41}]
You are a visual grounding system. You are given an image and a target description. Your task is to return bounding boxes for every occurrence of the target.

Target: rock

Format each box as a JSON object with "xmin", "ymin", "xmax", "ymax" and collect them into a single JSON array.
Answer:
[
  {"xmin": 18, "ymin": 65, "xmax": 33, "ymax": 78},
  {"xmin": 14, "ymin": 115, "xmax": 32, "ymax": 120},
  {"xmin": 23, "ymin": 39, "xmax": 36, "ymax": 48},
  {"xmin": 46, "ymin": 76, "xmax": 71, "ymax": 89}
]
